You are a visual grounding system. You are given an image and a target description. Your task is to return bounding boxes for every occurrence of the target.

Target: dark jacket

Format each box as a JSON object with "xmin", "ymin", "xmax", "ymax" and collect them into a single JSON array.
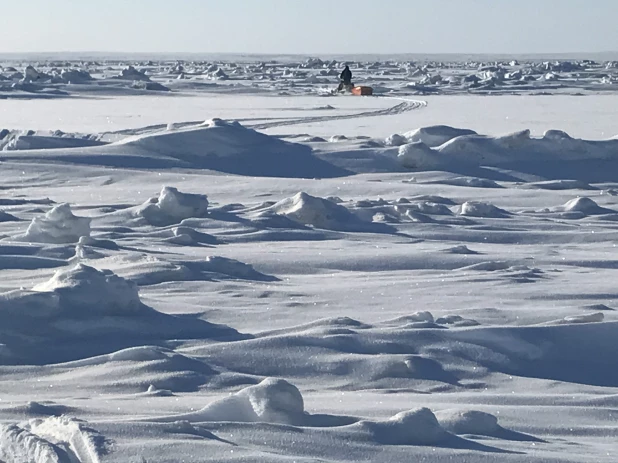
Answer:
[{"xmin": 340, "ymin": 66, "xmax": 352, "ymax": 83}]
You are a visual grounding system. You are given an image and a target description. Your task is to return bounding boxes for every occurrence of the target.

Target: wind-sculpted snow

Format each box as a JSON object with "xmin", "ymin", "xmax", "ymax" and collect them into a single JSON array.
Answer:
[
  {"xmin": 0, "ymin": 264, "xmax": 245, "ymax": 364},
  {"xmin": 0, "ymin": 423, "xmax": 73, "ymax": 463},
  {"xmin": 3, "ymin": 68, "xmax": 618, "ymax": 461},
  {"xmin": 259, "ymin": 192, "xmax": 393, "ymax": 232},
  {"xmin": 0, "ymin": 416, "xmax": 108, "ymax": 463},
  {"xmin": 11, "ymin": 204, "xmax": 91, "ymax": 244},
  {"xmin": 404, "ymin": 125, "xmax": 478, "ymax": 147},
  {"xmin": 1, "ymin": 119, "xmax": 350, "ymax": 177},
  {"xmin": 139, "ymin": 186, "xmax": 209, "ymax": 226},
  {"xmin": 150, "ymin": 378, "xmax": 306, "ymax": 425}
]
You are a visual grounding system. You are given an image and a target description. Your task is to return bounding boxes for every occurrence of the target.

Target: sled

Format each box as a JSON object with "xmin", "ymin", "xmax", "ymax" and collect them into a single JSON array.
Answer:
[{"xmin": 351, "ymin": 86, "xmax": 373, "ymax": 96}]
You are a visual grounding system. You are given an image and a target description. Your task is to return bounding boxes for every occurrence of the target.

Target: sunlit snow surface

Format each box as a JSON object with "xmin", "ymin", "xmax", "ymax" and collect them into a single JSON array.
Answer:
[{"xmin": 1, "ymin": 55, "xmax": 618, "ymax": 462}]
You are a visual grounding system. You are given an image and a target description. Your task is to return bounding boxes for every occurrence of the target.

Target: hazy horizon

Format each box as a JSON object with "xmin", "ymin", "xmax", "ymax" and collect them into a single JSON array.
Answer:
[{"xmin": 1, "ymin": 0, "xmax": 616, "ymax": 55}]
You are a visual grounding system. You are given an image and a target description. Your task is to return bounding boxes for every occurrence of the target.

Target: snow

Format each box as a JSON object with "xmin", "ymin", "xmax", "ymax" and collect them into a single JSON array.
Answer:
[
  {"xmin": 32, "ymin": 264, "xmax": 142, "ymax": 314},
  {"xmin": 137, "ymin": 186, "xmax": 209, "ymax": 226},
  {"xmin": 12, "ymin": 204, "xmax": 91, "ymax": 244},
  {"xmin": 436, "ymin": 409, "xmax": 500, "ymax": 435},
  {"xmin": 356, "ymin": 408, "xmax": 448, "ymax": 445},
  {"xmin": 457, "ymin": 201, "xmax": 511, "ymax": 218},
  {"xmin": 154, "ymin": 378, "xmax": 306, "ymax": 425},
  {"xmin": 404, "ymin": 125, "xmax": 477, "ymax": 147},
  {"xmin": 2, "ymin": 54, "xmax": 618, "ymax": 463},
  {"xmin": 261, "ymin": 192, "xmax": 370, "ymax": 231}
]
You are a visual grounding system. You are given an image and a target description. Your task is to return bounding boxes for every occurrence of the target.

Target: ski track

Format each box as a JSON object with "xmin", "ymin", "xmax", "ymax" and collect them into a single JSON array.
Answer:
[
  {"xmin": 250, "ymin": 96, "xmax": 427, "ymax": 130},
  {"xmin": 105, "ymin": 96, "xmax": 426, "ymax": 137}
]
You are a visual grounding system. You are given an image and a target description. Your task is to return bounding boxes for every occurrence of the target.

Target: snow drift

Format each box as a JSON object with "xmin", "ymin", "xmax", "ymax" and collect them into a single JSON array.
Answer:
[
  {"xmin": 11, "ymin": 204, "xmax": 91, "ymax": 244},
  {"xmin": 390, "ymin": 126, "xmax": 618, "ymax": 181},
  {"xmin": 258, "ymin": 192, "xmax": 394, "ymax": 233},
  {"xmin": 0, "ymin": 264, "xmax": 243, "ymax": 364},
  {"xmin": 6, "ymin": 119, "xmax": 348, "ymax": 177},
  {"xmin": 137, "ymin": 186, "xmax": 209, "ymax": 226},
  {"xmin": 404, "ymin": 126, "xmax": 477, "ymax": 147},
  {"xmin": 355, "ymin": 408, "xmax": 448, "ymax": 445}
]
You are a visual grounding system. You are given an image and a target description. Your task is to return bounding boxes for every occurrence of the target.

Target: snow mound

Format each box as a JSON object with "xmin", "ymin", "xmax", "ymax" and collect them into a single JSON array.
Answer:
[
  {"xmin": 138, "ymin": 186, "xmax": 209, "ymax": 226},
  {"xmin": 131, "ymin": 80, "xmax": 170, "ymax": 91},
  {"xmin": 3, "ymin": 134, "xmax": 105, "ymax": 151},
  {"xmin": 436, "ymin": 410, "xmax": 499, "ymax": 435},
  {"xmin": 115, "ymin": 65, "xmax": 150, "ymax": 81},
  {"xmin": 162, "ymin": 226, "xmax": 217, "ymax": 245},
  {"xmin": 384, "ymin": 133, "xmax": 408, "ymax": 147},
  {"xmin": 207, "ymin": 67, "xmax": 229, "ymax": 80},
  {"xmin": 264, "ymin": 192, "xmax": 366, "ymax": 231},
  {"xmin": 404, "ymin": 126, "xmax": 477, "ymax": 147},
  {"xmin": 559, "ymin": 197, "xmax": 612, "ymax": 215},
  {"xmin": 435, "ymin": 315, "xmax": 480, "ymax": 327},
  {"xmin": 107, "ymin": 345, "xmax": 173, "ymax": 362},
  {"xmin": 543, "ymin": 129, "xmax": 573, "ymax": 140},
  {"xmin": 169, "ymin": 378, "xmax": 305, "ymax": 425},
  {"xmin": 431, "ymin": 128, "xmax": 618, "ymax": 179},
  {"xmin": 113, "ymin": 119, "xmax": 346, "ymax": 177},
  {"xmin": 57, "ymin": 68, "xmax": 93, "ymax": 84},
  {"xmin": 33, "ymin": 264, "xmax": 142, "ymax": 315},
  {"xmin": 398, "ymin": 142, "xmax": 444, "ymax": 169},
  {"xmin": 407, "ymin": 311, "xmax": 435, "ymax": 323},
  {"xmin": 202, "ymin": 256, "xmax": 269, "ymax": 280},
  {"xmin": 457, "ymin": 201, "xmax": 510, "ymax": 218},
  {"xmin": 0, "ymin": 264, "xmax": 243, "ymax": 364},
  {"xmin": 20, "ymin": 65, "xmax": 50, "ymax": 83},
  {"xmin": 401, "ymin": 201, "xmax": 453, "ymax": 215},
  {"xmin": 13, "ymin": 204, "xmax": 90, "ymax": 244},
  {"xmin": 358, "ymin": 408, "xmax": 448, "ymax": 445}
]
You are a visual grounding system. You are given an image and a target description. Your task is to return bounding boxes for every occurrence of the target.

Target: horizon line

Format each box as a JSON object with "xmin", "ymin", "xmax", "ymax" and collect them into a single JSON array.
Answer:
[{"xmin": 1, "ymin": 50, "xmax": 617, "ymax": 58}]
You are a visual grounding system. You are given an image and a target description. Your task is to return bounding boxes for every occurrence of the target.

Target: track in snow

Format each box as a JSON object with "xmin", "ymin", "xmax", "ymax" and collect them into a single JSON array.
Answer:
[
  {"xmin": 106, "ymin": 96, "xmax": 427, "ymax": 138},
  {"xmin": 250, "ymin": 96, "xmax": 427, "ymax": 130}
]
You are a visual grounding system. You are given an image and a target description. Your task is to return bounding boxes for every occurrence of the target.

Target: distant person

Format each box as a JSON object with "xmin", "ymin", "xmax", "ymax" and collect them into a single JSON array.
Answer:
[
  {"xmin": 340, "ymin": 65, "xmax": 352, "ymax": 85},
  {"xmin": 338, "ymin": 65, "xmax": 353, "ymax": 91}
]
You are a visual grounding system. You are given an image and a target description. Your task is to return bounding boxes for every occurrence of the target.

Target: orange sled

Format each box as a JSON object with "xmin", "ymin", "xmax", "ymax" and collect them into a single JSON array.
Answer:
[{"xmin": 352, "ymin": 86, "xmax": 373, "ymax": 96}]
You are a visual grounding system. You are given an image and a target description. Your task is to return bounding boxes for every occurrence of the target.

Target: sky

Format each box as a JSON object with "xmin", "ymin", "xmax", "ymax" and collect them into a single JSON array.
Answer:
[{"xmin": 1, "ymin": 0, "xmax": 616, "ymax": 55}]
